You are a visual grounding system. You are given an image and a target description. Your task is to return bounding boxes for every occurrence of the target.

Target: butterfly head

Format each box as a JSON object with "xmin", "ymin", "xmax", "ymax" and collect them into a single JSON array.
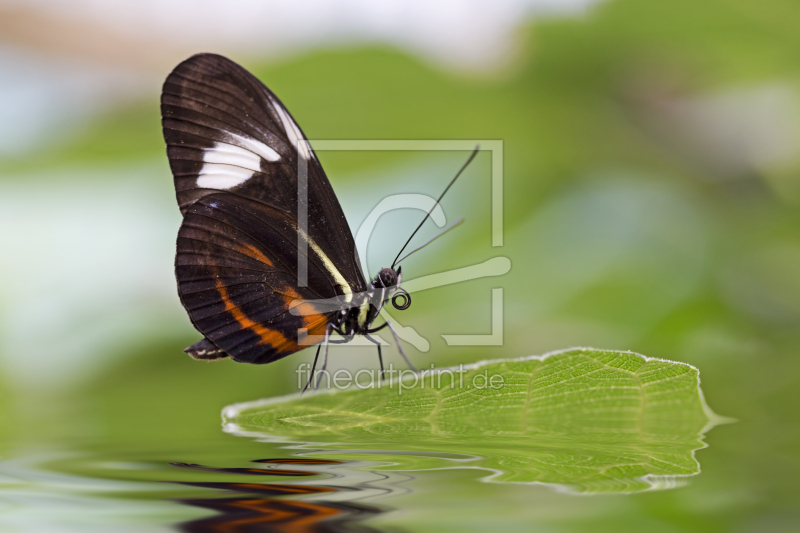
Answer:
[
  {"xmin": 374, "ymin": 267, "xmax": 399, "ymax": 289},
  {"xmin": 370, "ymin": 266, "xmax": 411, "ymax": 312}
]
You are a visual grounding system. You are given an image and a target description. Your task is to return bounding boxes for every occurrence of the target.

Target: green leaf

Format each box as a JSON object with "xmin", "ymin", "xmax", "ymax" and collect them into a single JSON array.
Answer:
[{"xmin": 224, "ymin": 349, "xmax": 721, "ymax": 493}]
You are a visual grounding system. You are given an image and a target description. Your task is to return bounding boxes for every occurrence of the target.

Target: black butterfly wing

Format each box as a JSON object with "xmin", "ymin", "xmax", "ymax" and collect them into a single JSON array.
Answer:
[
  {"xmin": 161, "ymin": 53, "xmax": 363, "ymax": 284},
  {"xmin": 161, "ymin": 54, "xmax": 366, "ymax": 364},
  {"xmin": 176, "ymin": 193, "xmax": 343, "ymax": 364}
]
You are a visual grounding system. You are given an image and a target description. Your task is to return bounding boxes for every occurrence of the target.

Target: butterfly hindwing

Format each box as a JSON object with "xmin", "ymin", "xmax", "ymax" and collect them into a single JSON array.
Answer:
[
  {"xmin": 162, "ymin": 53, "xmax": 366, "ymax": 363},
  {"xmin": 176, "ymin": 194, "xmax": 335, "ymax": 363}
]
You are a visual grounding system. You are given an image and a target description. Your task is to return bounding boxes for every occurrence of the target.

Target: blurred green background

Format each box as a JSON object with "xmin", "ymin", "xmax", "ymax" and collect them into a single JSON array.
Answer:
[{"xmin": 1, "ymin": 0, "xmax": 799, "ymax": 530}]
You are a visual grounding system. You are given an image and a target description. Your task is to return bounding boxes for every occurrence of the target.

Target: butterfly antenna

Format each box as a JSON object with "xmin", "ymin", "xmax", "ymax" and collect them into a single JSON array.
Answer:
[
  {"xmin": 394, "ymin": 217, "xmax": 464, "ymax": 267},
  {"xmin": 391, "ymin": 146, "xmax": 479, "ymax": 269}
]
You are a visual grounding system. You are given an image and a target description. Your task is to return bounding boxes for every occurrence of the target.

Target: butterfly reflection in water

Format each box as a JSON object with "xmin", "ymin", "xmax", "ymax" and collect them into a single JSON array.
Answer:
[
  {"xmin": 161, "ymin": 54, "xmax": 476, "ymax": 389},
  {"xmin": 170, "ymin": 458, "xmax": 389, "ymax": 533}
]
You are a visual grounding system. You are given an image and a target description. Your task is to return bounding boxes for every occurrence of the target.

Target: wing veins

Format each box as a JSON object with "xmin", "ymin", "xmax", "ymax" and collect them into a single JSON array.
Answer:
[
  {"xmin": 163, "ymin": 116, "xmax": 289, "ymax": 159},
  {"xmin": 184, "ymin": 282, "xmax": 318, "ymax": 315},
  {"xmin": 166, "ymin": 71, "xmax": 286, "ymax": 142},
  {"xmin": 217, "ymin": 309, "xmax": 330, "ymax": 356},
  {"xmin": 184, "ymin": 209, "xmax": 342, "ymax": 296},
  {"xmin": 197, "ymin": 291, "xmax": 326, "ymax": 337},
  {"xmin": 163, "ymin": 86, "xmax": 285, "ymax": 144}
]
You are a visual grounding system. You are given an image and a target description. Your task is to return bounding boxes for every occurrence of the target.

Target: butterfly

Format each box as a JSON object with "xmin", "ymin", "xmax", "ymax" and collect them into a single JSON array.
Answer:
[{"xmin": 161, "ymin": 54, "xmax": 475, "ymax": 389}]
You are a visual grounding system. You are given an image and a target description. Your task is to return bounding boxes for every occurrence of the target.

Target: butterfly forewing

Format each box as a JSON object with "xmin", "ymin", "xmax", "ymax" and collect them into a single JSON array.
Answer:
[{"xmin": 162, "ymin": 53, "xmax": 366, "ymax": 364}]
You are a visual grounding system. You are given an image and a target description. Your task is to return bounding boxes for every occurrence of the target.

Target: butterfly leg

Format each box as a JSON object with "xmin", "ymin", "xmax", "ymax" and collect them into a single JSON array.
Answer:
[
  {"xmin": 364, "ymin": 334, "xmax": 385, "ymax": 380},
  {"xmin": 378, "ymin": 344, "xmax": 385, "ymax": 380},
  {"xmin": 386, "ymin": 321, "xmax": 417, "ymax": 372},
  {"xmin": 302, "ymin": 344, "xmax": 322, "ymax": 394},
  {"xmin": 366, "ymin": 322, "xmax": 388, "ymax": 334},
  {"xmin": 314, "ymin": 323, "xmax": 332, "ymax": 390}
]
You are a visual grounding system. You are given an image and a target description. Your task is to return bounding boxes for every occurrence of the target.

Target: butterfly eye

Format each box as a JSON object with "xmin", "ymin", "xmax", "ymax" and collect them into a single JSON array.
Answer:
[
  {"xmin": 378, "ymin": 267, "xmax": 398, "ymax": 288},
  {"xmin": 391, "ymin": 288, "xmax": 411, "ymax": 311}
]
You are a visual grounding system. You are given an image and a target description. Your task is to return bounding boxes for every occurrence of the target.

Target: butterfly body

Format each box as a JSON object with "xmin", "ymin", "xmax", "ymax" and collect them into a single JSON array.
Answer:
[{"xmin": 332, "ymin": 266, "xmax": 404, "ymax": 339}]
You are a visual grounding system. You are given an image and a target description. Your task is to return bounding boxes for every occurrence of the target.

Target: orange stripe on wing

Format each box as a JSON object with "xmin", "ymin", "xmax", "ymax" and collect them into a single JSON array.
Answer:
[
  {"xmin": 281, "ymin": 286, "xmax": 328, "ymax": 335},
  {"xmin": 235, "ymin": 244, "xmax": 274, "ymax": 267},
  {"xmin": 214, "ymin": 280, "xmax": 329, "ymax": 354},
  {"xmin": 215, "ymin": 279, "xmax": 291, "ymax": 349}
]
